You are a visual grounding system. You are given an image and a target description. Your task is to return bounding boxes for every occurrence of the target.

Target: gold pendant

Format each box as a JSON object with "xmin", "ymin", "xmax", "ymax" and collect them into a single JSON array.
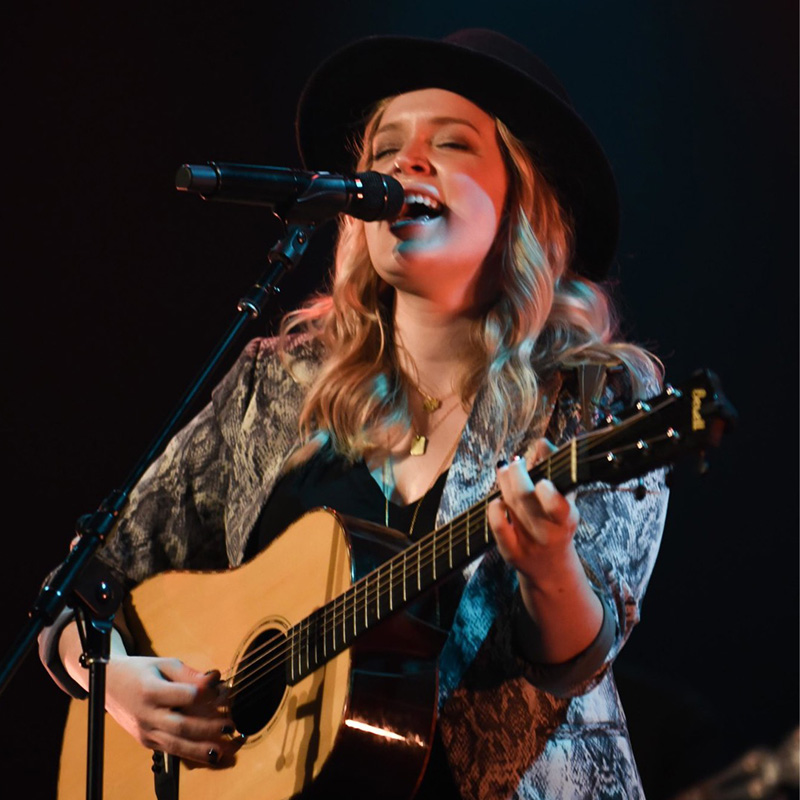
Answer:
[
  {"xmin": 422, "ymin": 395, "xmax": 442, "ymax": 413},
  {"xmin": 410, "ymin": 433, "xmax": 427, "ymax": 456}
]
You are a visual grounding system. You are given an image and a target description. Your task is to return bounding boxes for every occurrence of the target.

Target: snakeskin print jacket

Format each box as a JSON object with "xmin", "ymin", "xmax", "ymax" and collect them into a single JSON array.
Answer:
[{"xmin": 40, "ymin": 336, "xmax": 668, "ymax": 799}]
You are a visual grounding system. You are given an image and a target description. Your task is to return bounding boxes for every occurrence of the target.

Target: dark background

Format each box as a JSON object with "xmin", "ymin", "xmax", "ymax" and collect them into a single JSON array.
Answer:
[{"xmin": 1, "ymin": 2, "xmax": 796, "ymax": 798}]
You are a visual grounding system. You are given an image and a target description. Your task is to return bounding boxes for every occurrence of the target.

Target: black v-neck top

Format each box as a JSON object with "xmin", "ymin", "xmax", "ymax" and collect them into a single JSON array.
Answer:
[
  {"xmin": 245, "ymin": 453, "xmax": 449, "ymax": 559},
  {"xmin": 244, "ymin": 451, "xmax": 462, "ymax": 798}
]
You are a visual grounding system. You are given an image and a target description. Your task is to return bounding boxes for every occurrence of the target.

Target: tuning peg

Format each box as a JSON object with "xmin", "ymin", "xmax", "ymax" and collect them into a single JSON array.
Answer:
[
  {"xmin": 665, "ymin": 466, "xmax": 675, "ymax": 488},
  {"xmin": 634, "ymin": 477, "xmax": 647, "ymax": 501},
  {"xmin": 666, "ymin": 427, "xmax": 681, "ymax": 442}
]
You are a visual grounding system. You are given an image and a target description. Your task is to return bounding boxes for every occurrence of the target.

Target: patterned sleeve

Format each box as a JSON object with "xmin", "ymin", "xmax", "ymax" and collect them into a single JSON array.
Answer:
[
  {"xmin": 91, "ymin": 339, "xmax": 271, "ymax": 588},
  {"xmin": 37, "ymin": 338, "xmax": 267, "ymax": 696},
  {"xmin": 514, "ymin": 366, "xmax": 670, "ymax": 697}
]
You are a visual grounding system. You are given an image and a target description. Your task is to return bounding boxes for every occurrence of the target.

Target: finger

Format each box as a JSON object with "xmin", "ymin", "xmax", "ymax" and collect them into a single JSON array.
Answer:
[
  {"xmin": 152, "ymin": 660, "xmax": 224, "ymax": 708},
  {"xmin": 527, "ymin": 437, "xmax": 557, "ymax": 467},
  {"xmin": 156, "ymin": 708, "xmax": 237, "ymax": 743},
  {"xmin": 157, "ymin": 659, "xmax": 218, "ymax": 688},
  {"xmin": 497, "ymin": 458, "xmax": 551, "ymax": 527},
  {"xmin": 487, "ymin": 497, "xmax": 514, "ymax": 539},
  {"xmin": 496, "ymin": 457, "xmax": 536, "ymax": 502},
  {"xmin": 533, "ymin": 479, "xmax": 575, "ymax": 526},
  {"xmin": 148, "ymin": 726, "xmax": 245, "ymax": 768},
  {"xmin": 487, "ymin": 497, "xmax": 524, "ymax": 566}
]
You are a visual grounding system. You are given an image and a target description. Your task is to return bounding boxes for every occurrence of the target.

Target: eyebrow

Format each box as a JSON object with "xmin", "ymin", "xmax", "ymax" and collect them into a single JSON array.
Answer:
[{"xmin": 374, "ymin": 116, "xmax": 482, "ymax": 136}]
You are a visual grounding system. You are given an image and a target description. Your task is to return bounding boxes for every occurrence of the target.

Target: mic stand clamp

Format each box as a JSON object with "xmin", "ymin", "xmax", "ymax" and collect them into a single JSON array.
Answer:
[{"xmin": 238, "ymin": 219, "xmax": 316, "ymax": 319}]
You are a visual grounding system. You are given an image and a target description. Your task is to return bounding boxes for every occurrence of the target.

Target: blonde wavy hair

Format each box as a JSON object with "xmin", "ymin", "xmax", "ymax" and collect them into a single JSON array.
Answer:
[{"xmin": 280, "ymin": 97, "xmax": 660, "ymax": 465}]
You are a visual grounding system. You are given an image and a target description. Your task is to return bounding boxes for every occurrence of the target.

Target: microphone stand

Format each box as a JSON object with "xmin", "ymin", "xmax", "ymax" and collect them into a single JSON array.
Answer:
[{"xmin": 0, "ymin": 214, "xmax": 317, "ymax": 800}]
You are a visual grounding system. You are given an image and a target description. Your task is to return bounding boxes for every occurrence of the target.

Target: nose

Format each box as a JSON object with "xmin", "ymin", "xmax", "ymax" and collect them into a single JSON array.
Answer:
[{"xmin": 392, "ymin": 143, "xmax": 433, "ymax": 175}]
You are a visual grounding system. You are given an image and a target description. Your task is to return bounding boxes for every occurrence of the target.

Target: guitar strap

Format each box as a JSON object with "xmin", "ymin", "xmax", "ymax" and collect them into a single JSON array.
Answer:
[
  {"xmin": 576, "ymin": 362, "xmax": 611, "ymax": 428},
  {"xmin": 562, "ymin": 360, "xmax": 616, "ymax": 428}
]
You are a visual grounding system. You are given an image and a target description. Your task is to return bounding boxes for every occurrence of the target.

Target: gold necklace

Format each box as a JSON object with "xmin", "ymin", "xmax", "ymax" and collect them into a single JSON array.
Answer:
[
  {"xmin": 382, "ymin": 434, "xmax": 461, "ymax": 538},
  {"xmin": 411, "ymin": 378, "xmax": 454, "ymax": 413},
  {"xmin": 409, "ymin": 396, "xmax": 461, "ymax": 456}
]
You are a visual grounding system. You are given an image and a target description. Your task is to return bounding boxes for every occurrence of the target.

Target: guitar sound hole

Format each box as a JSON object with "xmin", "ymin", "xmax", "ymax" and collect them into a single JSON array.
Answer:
[{"xmin": 230, "ymin": 628, "xmax": 288, "ymax": 736}]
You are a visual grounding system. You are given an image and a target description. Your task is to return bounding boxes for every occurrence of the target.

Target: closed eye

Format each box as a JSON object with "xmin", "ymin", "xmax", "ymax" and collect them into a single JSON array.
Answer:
[{"xmin": 372, "ymin": 147, "xmax": 398, "ymax": 161}]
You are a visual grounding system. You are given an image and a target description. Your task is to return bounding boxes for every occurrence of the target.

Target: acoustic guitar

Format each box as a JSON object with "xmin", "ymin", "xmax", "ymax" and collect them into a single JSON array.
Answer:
[{"xmin": 57, "ymin": 370, "xmax": 735, "ymax": 799}]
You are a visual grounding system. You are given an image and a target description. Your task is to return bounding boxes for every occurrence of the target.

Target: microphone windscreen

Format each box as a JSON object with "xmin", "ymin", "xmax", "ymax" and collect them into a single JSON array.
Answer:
[{"xmin": 353, "ymin": 172, "xmax": 405, "ymax": 221}]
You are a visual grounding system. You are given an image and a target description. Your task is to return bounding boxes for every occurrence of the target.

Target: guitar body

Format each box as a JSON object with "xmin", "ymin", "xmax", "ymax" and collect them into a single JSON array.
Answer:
[{"xmin": 58, "ymin": 509, "xmax": 440, "ymax": 800}]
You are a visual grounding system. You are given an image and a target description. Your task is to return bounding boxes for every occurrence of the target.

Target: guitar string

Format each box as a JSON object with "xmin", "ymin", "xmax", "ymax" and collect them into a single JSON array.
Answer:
[
  {"xmin": 225, "ymin": 429, "xmax": 675, "ymax": 708},
  {"xmin": 221, "ymin": 402, "xmax": 676, "ymax": 705},
  {"xmin": 223, "ymin": 437, "xmax": 583, "ymax": 692},
  {"xmin": 226, "ymin": 433, "xmax": 675, "ymax": 714},
  {"xmin": 221, "ymin": 398, "xmax": 677, "ymax": 704},
  {"xmin": 223, "ymin": 418, "xmax": 671, "ymax": 706}
]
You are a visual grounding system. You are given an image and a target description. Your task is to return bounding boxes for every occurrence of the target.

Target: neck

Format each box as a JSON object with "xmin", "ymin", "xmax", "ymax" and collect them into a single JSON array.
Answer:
[{"xmin": 392, "ymin": 292, "xmax": 476, "ymax": 396}]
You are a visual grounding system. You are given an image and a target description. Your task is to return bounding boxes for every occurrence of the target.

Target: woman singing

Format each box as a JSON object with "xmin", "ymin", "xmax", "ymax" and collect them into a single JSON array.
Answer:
[{"xmin": 42, "ymin": 29, "xmax": 668, "ymax": 799}]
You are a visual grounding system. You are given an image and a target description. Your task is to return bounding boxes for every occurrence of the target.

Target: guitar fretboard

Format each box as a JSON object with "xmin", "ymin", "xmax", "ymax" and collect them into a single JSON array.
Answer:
[
  {"xmin": 285, "ymin": 439, "xmax": 591, "ymax": 683},
  {"xmin": 232, "ymin": 373, "xmax": 732, "ymax": 695}
]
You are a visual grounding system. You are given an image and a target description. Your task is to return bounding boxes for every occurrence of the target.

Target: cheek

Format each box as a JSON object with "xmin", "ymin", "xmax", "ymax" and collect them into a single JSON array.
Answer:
[{"xmin": 449, "ymin": 174, "xmax": 506, "ymax": 243}]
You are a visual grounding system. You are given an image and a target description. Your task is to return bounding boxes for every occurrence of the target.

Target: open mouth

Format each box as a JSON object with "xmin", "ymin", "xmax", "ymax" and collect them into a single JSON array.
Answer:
[{"xmin": 395, "ymin": 193, "xmax": 445, "ymax": 224}]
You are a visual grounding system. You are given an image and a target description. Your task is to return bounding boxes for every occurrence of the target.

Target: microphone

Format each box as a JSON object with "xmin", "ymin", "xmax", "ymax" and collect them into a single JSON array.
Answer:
[{"xmin": 175, "ymin": 162, "xmax": 405, "ymax": 222}]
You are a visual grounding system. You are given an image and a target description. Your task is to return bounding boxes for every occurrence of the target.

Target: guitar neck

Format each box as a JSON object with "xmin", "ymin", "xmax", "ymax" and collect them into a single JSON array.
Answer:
[
  {"xmin": 285, "ymin": 440, "xmax": 596, "ymax": 684},
  {"xmin": 286, "ymin": 371, "xmax": 736, "ymax": 684}
]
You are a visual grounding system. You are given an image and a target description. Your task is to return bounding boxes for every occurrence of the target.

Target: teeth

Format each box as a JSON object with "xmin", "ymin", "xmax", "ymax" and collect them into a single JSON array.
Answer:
[{"xmin": 404, "ymin": 193, "xmax": 442, "ymax": 212}]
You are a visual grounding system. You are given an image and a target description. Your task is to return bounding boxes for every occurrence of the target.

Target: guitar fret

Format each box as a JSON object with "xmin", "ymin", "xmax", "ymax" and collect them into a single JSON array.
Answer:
[
  {"xmin": 339, "ymin": 592, "xmax": 345, "ymax": 646},
  {"xmin": 417, "ymin": 546, "xmax": 421, "ymax": 590},
  {"xmin": 305, "ymin": 618, "xmax": 310, "ymax": 672},
  {"xmin": 570, "ymin": 438, "xmax": 577, "ymax": 484},
  {"xmin": 448, "ymin": 521, "xmax": 453, "ymax": 568},
  {"xmin": 298, "ymin": 626, "xmax": 303, "ymax": 678},
  {"xmin": 402, "ymin": 550, "xmax": 407, "ymax": 602},
  {"xmin": 389, "ymin": 560, "xmax": 393, "ymax": 611},
  {"xmin": 432, "ymin": 534, "xmax": 437, "ymax": 580}
]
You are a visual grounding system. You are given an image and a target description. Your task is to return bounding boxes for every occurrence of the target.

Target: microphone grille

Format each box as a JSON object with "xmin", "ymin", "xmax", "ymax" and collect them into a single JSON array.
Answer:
[{"xmin": 353, "ymin": 172, "xmax": 405, "ymax": 221}]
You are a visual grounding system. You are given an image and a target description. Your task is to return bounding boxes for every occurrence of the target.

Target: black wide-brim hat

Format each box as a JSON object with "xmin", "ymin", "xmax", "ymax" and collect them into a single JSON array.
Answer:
[{"xmin": 296, "ymin": 29, "xmax": 620, "ymax": 280}]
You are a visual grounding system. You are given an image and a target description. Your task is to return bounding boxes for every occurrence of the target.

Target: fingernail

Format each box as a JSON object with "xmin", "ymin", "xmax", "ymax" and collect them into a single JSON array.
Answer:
[
  {"xmin": 221, "ymin": 725, "xmax": 235, "ymax": 735},
  {"xmin": 208, "ymin": 748, "xmax": 219, "ymax": 764},
  {"xmin": 512, "ymin": 454, "xmax": 523, "ymax": 462},
  {"xmin": 496, "ymin": 459, "xmax": 508, "ymax": 469},
  {"xmin": 204, "ymin": 669, "xmax": 222, "ymax": 686}
]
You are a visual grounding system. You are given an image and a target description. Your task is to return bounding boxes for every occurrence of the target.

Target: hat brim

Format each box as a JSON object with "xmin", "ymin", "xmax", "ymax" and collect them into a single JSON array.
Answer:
[{"xmin": 296, "ymin": 34, "xmax": 619, "ymax": 280}]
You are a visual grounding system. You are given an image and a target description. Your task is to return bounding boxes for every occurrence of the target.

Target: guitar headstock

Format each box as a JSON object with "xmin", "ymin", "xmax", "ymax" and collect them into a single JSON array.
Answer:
[{"xmin": 556, "ymin": 369, "xmax": 737, "ymax": 489}]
